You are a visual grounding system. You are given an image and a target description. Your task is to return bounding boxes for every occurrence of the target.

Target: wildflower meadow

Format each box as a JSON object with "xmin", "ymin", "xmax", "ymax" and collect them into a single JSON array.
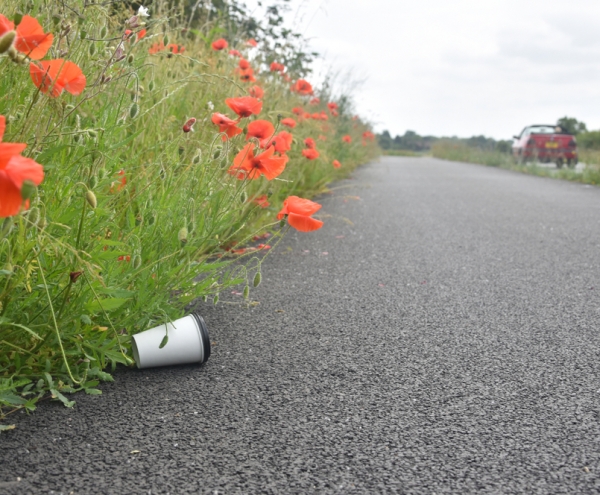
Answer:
[{"xmin": 0, "ymin": 0, "xmax": 378, "ymax": 427}]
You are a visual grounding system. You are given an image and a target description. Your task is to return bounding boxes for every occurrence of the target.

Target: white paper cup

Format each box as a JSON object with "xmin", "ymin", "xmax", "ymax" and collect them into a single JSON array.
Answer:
[{"xmin": 131, "ymin": 313, "xmax": 211, "ymax": 369}]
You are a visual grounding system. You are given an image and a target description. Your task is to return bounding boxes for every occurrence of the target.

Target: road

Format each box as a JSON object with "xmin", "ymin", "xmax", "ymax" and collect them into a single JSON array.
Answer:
[{"xmin": 2, "ymin": 156, "xmax": 600, "ymax": 494}]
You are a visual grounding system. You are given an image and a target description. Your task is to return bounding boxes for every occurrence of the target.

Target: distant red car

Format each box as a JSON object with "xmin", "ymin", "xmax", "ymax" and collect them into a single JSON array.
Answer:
[{"xmin": 512, "ymin": 125, "xmax": 578, "ymax": 168}]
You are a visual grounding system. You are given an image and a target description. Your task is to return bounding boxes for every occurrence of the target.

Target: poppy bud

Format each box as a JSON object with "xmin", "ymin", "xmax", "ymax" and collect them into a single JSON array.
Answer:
[
  {"xmin": 70, "ymin": 271, "xmax": 83, "ymax": 283},
  {"xmin": 85, "ymin": 190, "xmax": 97, "ymax": 209},
  {"xmin": 148, "ymin": 213, "xmax": 156, "ymax": 225},
  {"xmin": 148, "ymin": 80, "xmax": 155, "ymax": 91},
  {"xmin": 20, "ymin": 180, "xmax": 36, "ymax": 201},
  {"xmin": 127, "ymin": 54, "xmax": 134, "ymax": 64},
  {"xmin": 52, "ymin": 14, "xmax": 61, "ymax": 26},
  {"xmin": 89, "ymin": 176, "xmax": 98, "ymax": 189},
  {"xmin": 178, "ymin": 146, "xmax": 185, "ymax": 157},
  {"xmin": 80, "ymin": 29, "xmax": 87, "ymax": 40},
  {"xmin": 13, "ymin": 14, "xmax": 22, "ymax": 26},
  {"xmin": 0, "ymin": 31, "xmax": 16, "ymax": 54},
  {"xmin": 132, "ymin": 254, "xmax": 142, "ymax": 269},
  {"xmin": 213, "ymin": 293, "xmax": 219, "ymax": 305},
  {"xmin": 129, "ymin": 102, "xmax": 139, "ymax": 119},
  {"xmin": 89, "ymin": 43, "xmax": 96, "ymax": 56},
  {"xmin": 202, "ymin": 295, "xmax": 208, "ymax": 302},
  {"xmin": 240, "ymin": 191, "xmax": 247, "ymax": 203},
  {"xmin": 243, "ymin": 285, "xmax": 250, "ymax": 299},
  {"xmin": 279, "ymin": 218, "xmax": 286, "ymax": 228},
  {"xmin": 87, "ymin": 129, "xmax": 97, "ymax": 139},
  {"xmin": 193, "ymin": 151, "xmax": 201, "ymax": 164},
  {"xmin": 182, "ymin": 117, "xmax": 196, "ymax": 133},
  {"xmin": 253, "ymin": 272, "xmax": 261, "ymax": 287},
  {"xmin": 28, "ymin": 207, "xmax": 40, "ymax": 225},
  {"xmin": 178, "ymin": 227, "xmax": 188, "ymax": 243},
  {"xmin": 163, "ymin": 34, "xmax": 169, "ymax": 45}
]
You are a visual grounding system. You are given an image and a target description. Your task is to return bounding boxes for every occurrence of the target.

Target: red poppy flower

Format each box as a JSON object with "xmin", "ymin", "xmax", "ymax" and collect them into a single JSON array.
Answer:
[
  {"xmin": 229, "ymin": 143, "xmax": 288, "ymax": 181},
  {"xmin": 29, "ymin": 60, "xmax": 86, "ymax": 98},
  {"xmin": 291, "ymin": 79, "xmax": 313, "ymax": 95},
  {"xmin": 248, "ymin": 85, "xmax": 264, "ymax": 99},
  {"xmin": 225, "ymin": 96, "xmax": 262, "ymax": 118},
  {"xmin": 281, "ymin": 118, "xmax": 296, "ymax": 128},
  {"xmin": 0, "ymin": 14, "xmax": 13, "ymax": 36},
  {"xmin": 304, "ymin": 137, "xmax": 316, "ymax": 149},
  {"xmin": 302, "ymin": 148, "xmax": 319, "ymax": 160},
  {"xmin": 292, "ymin": 107, "xmax": 304, "ymax": 116},
  {"xmin": 239, "ymin": 58, "xmax": 250, "ymax": 70},
  {"xmin": 282, "ymin": 74, "xmax": 291, "ymax": 82},
  {"xmin": 148, "ymin": 41, "xmax": 165, "ymax": 54},
  {"xmin": 212, "ymin": 38, "xmax": 228, "ymax": 50},
  {"xmin": 246, "ymin": 119, "xmax": 275, "ymax": 148},
  {"xmin": 333, "ymin": 160, "xmax": 342, "ymax": 169},
  {"xmin": 110, "ymin": 169, "xmax": 127, "ymax": 193},
  {"xmin": 277, "ymin": 196, "xmax": 323, "ymax": 232},
  {"xmin": 319, "ymin": 111, "xmax": 329, "ymax": 121},
  {"xmin": 124, "ymin": 29, "xmax": 134, "ymax": 40},
  {"xmin": 137, "ymin": 29, "xmax": 147, "ymax": 40},
  {"xmin": 167, "ymin": 43, "xmax": 185, "ymax": 54},
  {"xmin": 0, "ymin": 115, "xmax": 44, "ymax": 218},
  {"xmin": 117, "ymin": 255, "xmax": 131, "ymax": 262},
  {"xmin": 327, "ymin": 102, "xmax": 338, "ymax": 111},
  {"xmin": 330, "ymin": 109, "xmax": 339, "ymax": 117},
  {"xmin": 183, "ymin": 117, "xmax": 196, "ymax": 133},
  {"xmin": 362, "ymin": 131, "xmax": 375, "ymax": 141},
  {"xmin": 211, "ymin": 112, "xmax": 243, "ymax": 140},
  {"xmin": 311, "ymin": 113, "xmax": 321, "ymax": 120},
  {"xmin": 237, "ymin": 67, "xmax": 256, "ymax": 82},
  {"xmin": 265, "ymin": 131, "xmax": 293, "ymax": 154},
  {"xmin": 302, "ymin": 112, "xmax": 311, "ymax": 120},
  {"xmin": 14, "ymin": 15, "xmax": 54, "ymax": 60},
  {"xmin": 252, "ymin": 195, "xmax": 270, "ymax": 208},
  {"xmin": 342, "ymin": 135, "xmax": 352, "ymax": 143},
  {"xmin": 246, "ymin": 39, "xmax": 258, "ymax": 47},
  {"xmin": 229, "ymin": 49, "xmax": 241, "ymax": 57},
  {"xmin": 309, "ymin": 97, "xmax": 320, "ymax": 105},
  {"xmin": 270, "ymin": 62, "xmax": 284, "ymax": 72}
]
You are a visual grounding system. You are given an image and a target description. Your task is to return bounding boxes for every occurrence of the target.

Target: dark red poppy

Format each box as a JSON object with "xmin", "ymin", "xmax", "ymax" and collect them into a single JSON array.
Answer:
[
  {"xmin": 281, "ymin": 118, "xmax": 296, "ymax": 128},
  {"xmin": 211, "ymin": 112, "xmax": 243, "ymax": 140},
  {"xmin": 29, "ymin": 59, "xmax": 86, "ymax": 97},
  {"xmin": 291, "ymin": 79, "xmax": 313, "ymax": 95},
  {"xmin": 225, "ymin": 96, "xmax": 262, "ymax": 118},
  {"xmin": 183, "ymin": 118, "xmax": 196, "ymax": 133},
  {"xmin": 246, "ymin": 119, "xmax": 275, "ymax": 148},
  {"xmin": 229, "ymin": 143, "xmax": 288, "ymax": 180},
  {"xmin": 302, "ymin": 149, "xmax": 319, "ymax": 160},
  {"xmin": 270, "ymin": 62, "xmax": 284, "ymax": 72},
  {"xmin": 304, "ymin": 137, "xmax": 316, "ymax": 149},
  {"xmin": 212, "ymin": 38, "xmax": 228, "ymax": 50},
  {"xmin": 277, "ymin": 196, "xmax": 323, "ymax": 232}
]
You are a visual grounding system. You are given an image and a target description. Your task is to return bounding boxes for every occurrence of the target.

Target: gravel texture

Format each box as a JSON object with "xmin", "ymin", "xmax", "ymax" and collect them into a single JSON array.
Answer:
[{"xmin": 2, "ymin": 156, "xmax": 600, "ymax": 494}]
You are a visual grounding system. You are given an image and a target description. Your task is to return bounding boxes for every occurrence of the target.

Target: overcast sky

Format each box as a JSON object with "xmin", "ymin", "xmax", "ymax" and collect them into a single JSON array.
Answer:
[{"xmin": 246, "ymin": 0, "xmax": 600, "ymax": 139}]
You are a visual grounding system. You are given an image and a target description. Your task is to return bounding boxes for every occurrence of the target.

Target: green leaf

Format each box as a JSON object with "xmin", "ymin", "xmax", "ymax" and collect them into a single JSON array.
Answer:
[
  {"xmin": 85, "ymin": 297, "xmax": 130, "ymax": 314},
  {"xmin": 80, "ymin": 315, "xmax": 92, "ymax": 325},
  {"xmin": 84, "ymin": 388, "xmax": 102, "ymax": 395},
  {"xmin": 50, "ymin": 389, "xmax": 75, "ymax": 407},
  {"xmin": 0, "ymin": 424, "xmax": 16, "ymax": 432},
  {"xmin": 0, "ymin": 391, "xmax": 27, "ymax": 406}
]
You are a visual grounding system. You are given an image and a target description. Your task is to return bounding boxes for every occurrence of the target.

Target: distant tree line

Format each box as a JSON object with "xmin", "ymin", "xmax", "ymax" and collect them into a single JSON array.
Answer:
[{"xmin": 378, "ymin": 116, "xmax": 600, "ymax": 153}]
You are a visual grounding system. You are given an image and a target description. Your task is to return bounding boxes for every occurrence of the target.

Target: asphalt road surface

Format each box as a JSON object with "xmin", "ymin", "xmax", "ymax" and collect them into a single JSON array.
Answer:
[{"xmin": 2, "ymin": 156, "xmax": 600, "ymax": 494}]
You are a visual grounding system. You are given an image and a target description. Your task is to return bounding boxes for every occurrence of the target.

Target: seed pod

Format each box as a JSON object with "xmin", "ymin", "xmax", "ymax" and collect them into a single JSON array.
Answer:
[
  {"xmin": 13, "ymin": 14, "xmax": 22, "ymax": 26},
  {"xmin": 253, "ymin": 271, "xmax": 261, "ymax": 287},
  {"xmin": 132, "ymin": 254, "xmax": 142, "ymax": 269},
  {"xmin": 178, "ymin": 227, "xmax": 188, "ymax": 243},
  {"xmin": 243, "ymin": 285, "xmax": 250, "ymax": 299},
  {"xmin": 129, "ymin": 102, "xmax": 139, "ymax": 119},
  {"xmin": 127, "ymin": 54, "xmax": 134, "ymax": 64},
  {"xmin": 20, "ymin": 180, "xmax": 36, "ymax": 201},
  {"xmin": 213, "ymin": 293, "xmax": 219, "ymax": 305},
  {"xmin": 28, "ymin": 207, "xmax": 40, "ymax": 225},
  {"xmin": 85, "ymin": 190, "xmax": 97, "ymax": 209},
  {"xmin": 0, "ymin": 31, "xmax": 16, "ymax": 54}
]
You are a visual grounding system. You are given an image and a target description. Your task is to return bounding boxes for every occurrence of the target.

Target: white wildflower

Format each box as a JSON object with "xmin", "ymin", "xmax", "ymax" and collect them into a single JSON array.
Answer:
[
  {"xmin": 137, "ymin": 6, "xmax": 150, "ymax": 17},
  {"xmin": 207, "ymin": 101, "xmax": 214, "ymax": 111}
]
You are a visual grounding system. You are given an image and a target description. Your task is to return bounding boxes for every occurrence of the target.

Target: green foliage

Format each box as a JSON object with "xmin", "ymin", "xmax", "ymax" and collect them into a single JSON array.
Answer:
[
  {"xmin": 0, "ymin": 0, "xmax": 378, "ymax": 424},
  {"xmin": 557, "ymin": 116, "xmax": 587, "ymax": 135}
]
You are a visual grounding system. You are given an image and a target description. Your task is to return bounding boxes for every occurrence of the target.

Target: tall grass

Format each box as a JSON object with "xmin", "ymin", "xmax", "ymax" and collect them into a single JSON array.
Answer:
[
  {"xmin": 431, "ymin": 141, "xmax": 600, "ymax": 186},
  {"xmin": 0, "ymin": 0, "xmax": 378, "ymax": 426}
]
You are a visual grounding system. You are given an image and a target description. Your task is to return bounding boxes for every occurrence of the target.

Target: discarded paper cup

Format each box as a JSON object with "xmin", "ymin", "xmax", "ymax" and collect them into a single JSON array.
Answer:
[{"xmin": 131, "ymin": 313, "xmax": 211, "ymax": 369}]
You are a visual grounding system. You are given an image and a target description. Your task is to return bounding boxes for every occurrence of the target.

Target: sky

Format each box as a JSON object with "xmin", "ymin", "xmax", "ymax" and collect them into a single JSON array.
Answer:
[{"xmin": 245, "ymin": 0, "xmax": 600, "ymax": 140}]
